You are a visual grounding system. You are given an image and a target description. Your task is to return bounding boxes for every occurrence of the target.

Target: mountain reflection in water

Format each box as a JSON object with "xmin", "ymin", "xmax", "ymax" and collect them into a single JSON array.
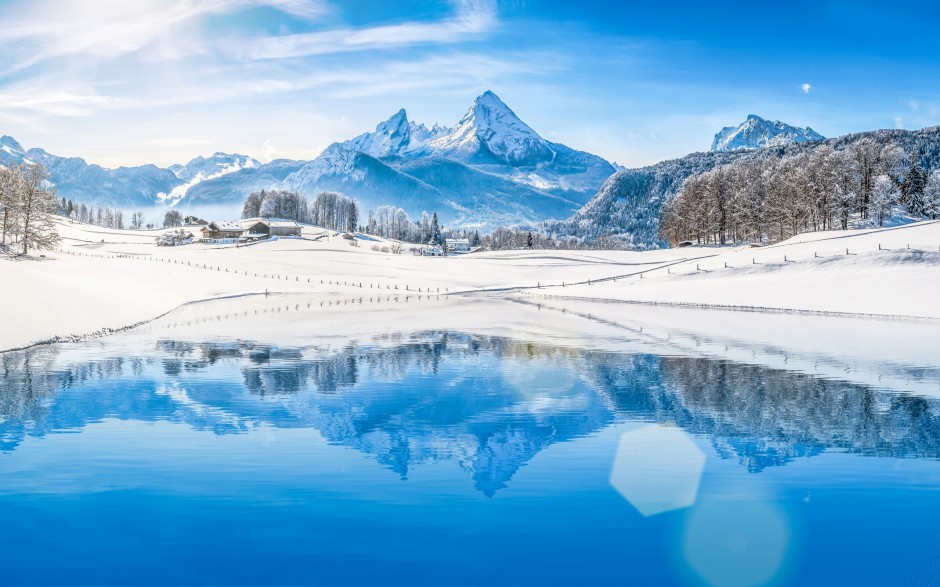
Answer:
[{"xmin": 2, "ymin": 332, "xmax": 939, "ymax": 494}]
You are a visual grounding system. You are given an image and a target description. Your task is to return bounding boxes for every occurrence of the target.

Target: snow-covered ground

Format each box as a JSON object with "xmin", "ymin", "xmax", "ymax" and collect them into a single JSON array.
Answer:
[{"xmin": 1, "ymin": 217, "xmax": 939, "ymax": 358}]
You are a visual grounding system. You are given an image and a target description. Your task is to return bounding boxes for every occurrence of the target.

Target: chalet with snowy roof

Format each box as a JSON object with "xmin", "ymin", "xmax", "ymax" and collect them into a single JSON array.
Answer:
[
  {"xmin": 201, "ymin": 221, "xmax": 244, "ymax": 240},
  {"xmin": 445, "ymin": 238, "xmax": 471, "ymax": 253},
  {"xmin": 240, "ymin": 218, "xmax": 302, "ymax": 238}
]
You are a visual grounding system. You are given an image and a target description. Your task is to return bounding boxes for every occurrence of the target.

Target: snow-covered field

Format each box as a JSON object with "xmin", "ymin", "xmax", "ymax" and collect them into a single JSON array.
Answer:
[{"xmin": 1, "ymin": 217, "xmax": 939, "ymax": 358}]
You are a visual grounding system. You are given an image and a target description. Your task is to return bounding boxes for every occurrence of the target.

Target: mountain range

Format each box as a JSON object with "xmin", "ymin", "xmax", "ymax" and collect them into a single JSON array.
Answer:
[
  {"xmin": 2, "ymin": 100, "xmax": 853, "ymax": 239},
  {"xmin": 1, "ymin": 91, "xmax": 616, "ymax": 229}
]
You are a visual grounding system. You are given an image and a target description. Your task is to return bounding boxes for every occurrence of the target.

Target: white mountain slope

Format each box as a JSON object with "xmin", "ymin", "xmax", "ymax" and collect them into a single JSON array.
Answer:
[
  {"xmin": 161, "ymin": 153, "xmax": 261, "ymax": 206},
  {"xmin": 169, "ymin": 152, "xmax": 261, "ymax": 183},
  {"xmin": 711, "ymin": 114, "xmax": 824, "ymax": 152}
]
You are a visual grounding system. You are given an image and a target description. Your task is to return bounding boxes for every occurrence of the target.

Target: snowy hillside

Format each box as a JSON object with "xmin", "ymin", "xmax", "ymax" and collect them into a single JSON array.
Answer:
[
  {"xmin": 2, "ymin": 215, "xmax": 938, "ymax": 357},
  {"xmin": 711, "ymin": 114, "xmax": 824, "ymax": 152}
]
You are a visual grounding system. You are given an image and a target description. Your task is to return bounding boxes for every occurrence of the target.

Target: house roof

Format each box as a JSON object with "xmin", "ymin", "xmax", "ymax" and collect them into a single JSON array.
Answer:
[
  {"xmin": 240, "ymin": 218, "xmax": 301, "ymax": 229},
  {"xmin": 204, "ymin": 218, "xmax": 302, "ymax": 232},
  {"xmin": 207, "ymin": 221, "xmax": 244, "ymax": 231}
]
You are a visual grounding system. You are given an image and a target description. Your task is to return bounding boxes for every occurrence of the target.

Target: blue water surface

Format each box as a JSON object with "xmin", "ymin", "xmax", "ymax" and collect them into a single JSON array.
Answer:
[{"xmin": 1, "ymin": 332, "xmax": 939, "ymax": 586}]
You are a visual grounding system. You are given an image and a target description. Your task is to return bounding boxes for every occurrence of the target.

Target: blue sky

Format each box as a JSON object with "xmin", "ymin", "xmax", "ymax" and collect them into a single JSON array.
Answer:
[{"xmin": 0, "ymin": 0, "xmax": 937, "ymax": 168}]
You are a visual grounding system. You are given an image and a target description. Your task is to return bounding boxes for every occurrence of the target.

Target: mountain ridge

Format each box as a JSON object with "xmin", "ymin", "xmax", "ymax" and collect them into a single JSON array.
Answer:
[
  {"xmin": 711, "ymin": 114, "xmax": 824, "ymax": 152},
  {"xmin": 0, "ymin": 91, "xmax": 615, "ymax": 228}
]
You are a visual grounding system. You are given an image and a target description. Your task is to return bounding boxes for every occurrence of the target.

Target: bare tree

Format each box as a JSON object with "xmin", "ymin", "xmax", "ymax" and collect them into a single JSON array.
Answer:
[
  {"xmin": 0, "ymin": 165, "xmax": 21, "ymax": 247},
  {"xmin": 163, "ymin": 210, "xmax": 183, "ymax": 228},
  {"xmin": 131, "ymin": 211, "xmax": 145, "ymax": 230},
  {"xmin": 851, "ymin": 138, "xmax": 880, "ymax": 219},
  {"xmin": 17, "ymin": 163, "xmax": 61, "ymax": 254}
]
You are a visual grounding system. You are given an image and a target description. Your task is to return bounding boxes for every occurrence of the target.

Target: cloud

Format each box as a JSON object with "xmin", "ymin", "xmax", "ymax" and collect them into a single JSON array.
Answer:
[
  {"xmin": 801, "ymin": 83, "xmax": 811, "ymax": 94},
  {"xmin": 0, "ymin": 88, "xmax": 138, "ymax": 117},
  {"xmin": 0, "ymin": 0, "xmax": 336, "ymax": 73},
  {"xmin": 240, "ymin": 0, "xmax": 498, "ymax": 60},
  {"xmin": 894, "ymin": 116, "xmax": 904, "ymax": 129},
  {"xmin": 260, "ymin": 139, "xmax": 277, "ymax": 162}
]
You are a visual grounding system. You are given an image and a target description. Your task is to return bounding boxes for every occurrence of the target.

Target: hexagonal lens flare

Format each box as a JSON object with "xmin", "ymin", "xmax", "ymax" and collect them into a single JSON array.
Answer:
[{"xmin": 609, "ymin": 424, "xmax": 706, "ymax": 517}]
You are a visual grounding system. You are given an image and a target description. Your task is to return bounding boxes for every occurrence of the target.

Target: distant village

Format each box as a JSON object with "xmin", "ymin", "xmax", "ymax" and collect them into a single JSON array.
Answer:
[{"xmin": 158, "ymin": 216, "xmax": 472, "ymax": 256}]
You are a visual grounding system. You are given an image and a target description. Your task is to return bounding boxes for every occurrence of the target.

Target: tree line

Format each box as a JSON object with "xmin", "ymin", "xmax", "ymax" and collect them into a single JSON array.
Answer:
[
  {"xmin": 57, "ymin": 198, "xmax": 136, "ymax": 230},
  {"xmin": 242, "ymin": 190, "xmax": 359, "ymax": 233},
  {"xmin": 235, "ymin": 189, "xmax": 640, "ymax": 251},
  {"xmin": 0, "ymin": 163, "xmax": 61, "ymax": 254},
  {"xmin": 659, "ymin": 138, "xmax": 940, "ymax": 246},
  {"xmin": 365, "ymin": 207, "xmax": 445, "ymax": 243}
]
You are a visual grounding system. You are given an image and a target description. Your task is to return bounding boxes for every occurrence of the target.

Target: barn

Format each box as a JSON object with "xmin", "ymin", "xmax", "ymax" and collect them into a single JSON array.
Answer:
[{"xmin": 241, "ymin": 218, "xmax": 302, "ymax": 238}]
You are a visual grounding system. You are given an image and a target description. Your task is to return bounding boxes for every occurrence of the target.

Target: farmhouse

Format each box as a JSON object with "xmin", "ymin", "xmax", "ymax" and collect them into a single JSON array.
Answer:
[
  {"xmin": 240, "ymin": 218, "xmax": 302, "ymax": 238},
  {"xmin": 201, "ymin": 221, "xmax": 245, "ymax": 240}
]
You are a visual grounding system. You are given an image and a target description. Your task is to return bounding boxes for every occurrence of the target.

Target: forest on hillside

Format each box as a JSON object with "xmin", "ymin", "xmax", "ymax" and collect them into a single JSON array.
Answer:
[
  {"xmin": 548, "ymin": 126, "xmax": 940, "ymax": 249},
  {"xmin": 659, "ymin": 138, "xmax": 940, "ymax": 245}
]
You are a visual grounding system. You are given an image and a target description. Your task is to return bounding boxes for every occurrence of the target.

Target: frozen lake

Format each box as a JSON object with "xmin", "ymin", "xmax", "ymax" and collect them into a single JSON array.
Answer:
[{"xmin": 2, "ymin": 313, "xmax": 940, "ymax": 586}]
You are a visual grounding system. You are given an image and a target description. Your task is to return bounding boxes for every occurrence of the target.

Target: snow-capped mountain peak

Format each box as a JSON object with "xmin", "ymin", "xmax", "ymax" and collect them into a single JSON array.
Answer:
[
  {"xmin": 711, "ymin": 114, "xmax": 824, "ymax": 152},
  {"xmin": 344, "ymin": 108, "xmax": 415, "ymax": 159},
  {"xmin": 407, "ymin": 120, "xmax": 451, "ymax": 147},
  {"xmin": 463, "ymin": 90, "xmax": 540, "ymax": 137},
  {"xmin": 1, "ymin": 135, "xmax": 25, "ymax": 156},
  {"xmin": 429, "ymin": 90, "xmax": 556, "ymax": 165}
]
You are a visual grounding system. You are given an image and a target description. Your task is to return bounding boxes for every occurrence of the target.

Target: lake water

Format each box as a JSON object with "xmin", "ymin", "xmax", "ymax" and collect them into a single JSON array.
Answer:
[{"xmin": 2, "ymin": 327, "xmax": 940, "ymax": 586}]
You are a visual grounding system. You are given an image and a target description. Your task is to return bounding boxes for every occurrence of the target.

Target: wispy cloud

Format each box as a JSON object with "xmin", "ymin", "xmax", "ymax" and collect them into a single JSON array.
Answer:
[
  {"xmin": 0, "ymin": 0, "xmax": 336, "ymax": 74},
  {"xmin": 0, "ymin": 88, "xmax": 138, "ymax": 117},
  {"xmin": 239, "ymin": 0, "xmax": 498, "ymax": 60},
  {"xmin": 801, "ymin": 83, "xmax": 812, "ymax": 94}
]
